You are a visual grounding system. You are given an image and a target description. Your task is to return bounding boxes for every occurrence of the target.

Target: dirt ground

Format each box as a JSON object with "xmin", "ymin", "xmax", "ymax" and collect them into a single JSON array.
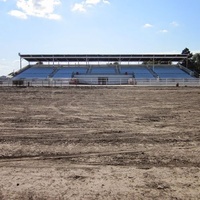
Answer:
[{"xmin": 0, "ymin": 86, "xmax": 199, "ymax": 200}]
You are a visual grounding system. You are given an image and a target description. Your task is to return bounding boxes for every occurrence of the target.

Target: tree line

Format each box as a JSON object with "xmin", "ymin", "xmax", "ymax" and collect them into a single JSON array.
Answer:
[{"xmin": 182, "ymin": 48, "xmax": 200, "ymax": 74}]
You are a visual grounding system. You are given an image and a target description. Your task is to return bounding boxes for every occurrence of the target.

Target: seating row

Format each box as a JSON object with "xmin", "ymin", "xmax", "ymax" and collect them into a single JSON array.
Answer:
[{"xmin": 13, "ymin": 65, "xmax": 194, "ymax": 79}]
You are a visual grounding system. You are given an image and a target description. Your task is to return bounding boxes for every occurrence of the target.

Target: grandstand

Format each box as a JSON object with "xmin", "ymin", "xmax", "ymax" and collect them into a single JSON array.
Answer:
[{"xmin": 10, "ymin": 53, "xmax": 199, "ymax": 86}]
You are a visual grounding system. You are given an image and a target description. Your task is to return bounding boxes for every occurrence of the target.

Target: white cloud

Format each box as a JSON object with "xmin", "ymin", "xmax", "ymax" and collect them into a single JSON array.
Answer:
[
  {"xmin": 170, "ymin": 21, "xmax": 179, "ymax": 27},
  {"xmin": 159, "ymin": 29, "xmax": 168, "ymax": 33},
  {"xmin": 85, "ymin": 0, "xmax": 101, "ymax": 5},
  {"xmin": 143, "ymin": 23, "xmax": 153, "ymax": 28},
  {"xmin": 103, "ymin": 0, "xmax": 110, "ymax": 4},
  {"xmin": 48, "ymin": 13, "xmax": 61, "ymax": 20},
  {"xmin": 72, "ymin": 0, "xmax": 110, "ymax": 12},
  {"xmin": 71, "ymin": 3, "xmax": 86, "ymax": 12},
  {"xmin": 8, "ymin": 10, "xmax": 27, "ymax": 19},
  {"xmin": 8, "ymin": 0, "xmax": 61, "ymax": 20}
]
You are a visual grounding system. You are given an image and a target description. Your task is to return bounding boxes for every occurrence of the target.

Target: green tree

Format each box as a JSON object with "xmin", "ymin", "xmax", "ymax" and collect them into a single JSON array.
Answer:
[
  {"xmin": 181, "ymin": 47, "xmax": 193, "ymax": 58},
  {"xmin": 191, "ymin": 53, "xmax": 200, "ymax": 74},
  {"xmin": 181, "ymin": 47, "xmax": 194, "ymax": 69},
  {"xmin": 181, "ymin": 48, "xmax": 200, "ymax": 75}
]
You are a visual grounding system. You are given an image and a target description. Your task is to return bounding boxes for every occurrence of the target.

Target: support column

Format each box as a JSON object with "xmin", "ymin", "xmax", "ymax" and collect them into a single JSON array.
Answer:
[
  {"xmin": 186, "ymin": 57, "xmax": 188, "ymax": 68},
  {"xmin": 18, "ymin": 53, "xmax": 22, "ymax": 69},
  {"xmin": 153, "ymin": 56, "xmax": 155, "ymax": 71},
  {"xmin": 20, "ymin": 57, "xmax": 22, "ymax": 69}
]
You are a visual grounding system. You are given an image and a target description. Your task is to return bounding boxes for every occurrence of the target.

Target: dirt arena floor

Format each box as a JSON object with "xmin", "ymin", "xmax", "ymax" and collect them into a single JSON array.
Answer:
[{"xmin": 0, "ymin": 86, "xmax": 200, "ymax": 200}]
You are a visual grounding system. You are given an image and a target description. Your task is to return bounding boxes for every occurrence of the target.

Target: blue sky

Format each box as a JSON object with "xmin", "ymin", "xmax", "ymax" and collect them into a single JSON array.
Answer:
[{"xmin": 0, "ymin": 0, "xmax": 200, "ymax": 75}]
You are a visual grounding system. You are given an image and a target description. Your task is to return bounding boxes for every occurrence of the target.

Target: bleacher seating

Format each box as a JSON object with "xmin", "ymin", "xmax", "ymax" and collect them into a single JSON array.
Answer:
[
  {"xmin": 53, "ymin": 67, "xmax": 88, "ymax": 78},
  {"xmin": 120, "ymin": 66, "xmax": 154, "ymax": 78},
  {"xmin": 120, "ymin": 66, "xmax": 135, "ymax": 74},
  {"xmin": 153, "ymin": 65, "xmax": 192, "ymax": 78},
  {"xmin": 13, "ymin": 66, "xmax": 54, "ymax": 79},
  {"xmin": 91, "ymin": 66, "xmax": 116, "ymax": 74},
  {"xmin": 12, "ymin": 64, "xmax": 195, "ymax": 83}
]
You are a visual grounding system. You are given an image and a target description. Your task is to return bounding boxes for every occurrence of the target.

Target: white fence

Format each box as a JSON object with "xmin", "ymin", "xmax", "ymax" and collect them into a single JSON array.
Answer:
[{"xmin": 0, "ymin": 78, "xmax": 200, "ymax": 87}]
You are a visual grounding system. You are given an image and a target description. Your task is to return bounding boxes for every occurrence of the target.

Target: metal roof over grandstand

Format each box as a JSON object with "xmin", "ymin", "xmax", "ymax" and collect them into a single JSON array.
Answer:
[{"xmin": 19, "ymin": 53, "xmax": 188, "ymax": 63}]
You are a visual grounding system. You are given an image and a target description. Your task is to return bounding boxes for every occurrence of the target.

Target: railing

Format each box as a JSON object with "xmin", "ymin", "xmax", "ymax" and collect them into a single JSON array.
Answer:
[{"xmin": 0, "ymin": 78, "xmax": 200, "ymax": 87}]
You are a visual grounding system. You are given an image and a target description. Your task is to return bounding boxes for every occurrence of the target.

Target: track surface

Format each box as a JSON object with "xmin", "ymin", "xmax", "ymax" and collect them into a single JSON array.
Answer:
[{"xmin": 0, "ymin": 86, "xmax": 200, "ymax": 199}]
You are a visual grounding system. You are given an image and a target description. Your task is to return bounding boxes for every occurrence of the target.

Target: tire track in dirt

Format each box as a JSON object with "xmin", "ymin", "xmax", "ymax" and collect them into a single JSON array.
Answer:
[
  {"xmin": 0, "ymin": 150, "xmax": 199, "ymax": 168},
  {"xmin": 48, "ymin": 90, "xmax": 66, "ymax": 115},
  {"xmin": 49, "ymin": 90, "xmax": 83, "ymax": 116},
  {"xmin": 0, "ymin": 150, "xmax": 142, "ymax": 161}
]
